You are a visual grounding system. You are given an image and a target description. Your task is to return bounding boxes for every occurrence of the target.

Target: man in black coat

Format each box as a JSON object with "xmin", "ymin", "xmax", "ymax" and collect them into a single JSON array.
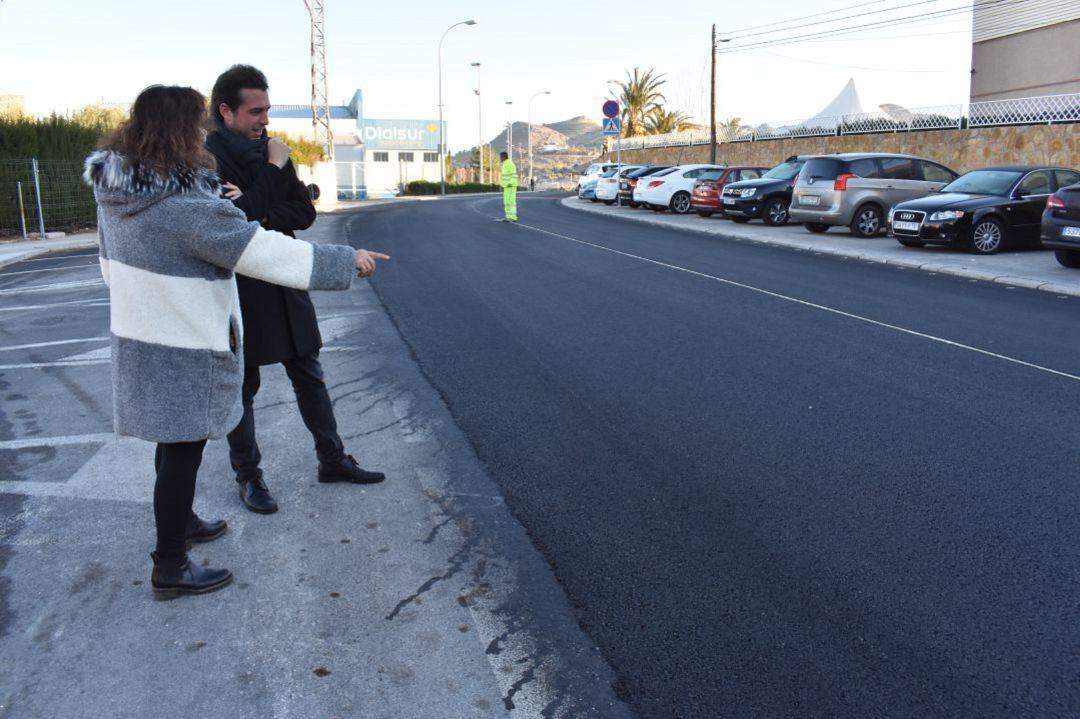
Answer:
[{"xmin": 207, "ymin": 64, "xmax": 385, "ymax": 514}]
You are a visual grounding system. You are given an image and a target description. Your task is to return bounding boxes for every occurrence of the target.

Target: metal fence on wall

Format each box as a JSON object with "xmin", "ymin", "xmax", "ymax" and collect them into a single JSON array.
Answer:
[
  {"xmin": 0, "ymin": 159, "xmax": 96, "ymax": 239},
  {"xmin": 605, "ymin": 92, "xmax": 1080, "ymax": 152}
]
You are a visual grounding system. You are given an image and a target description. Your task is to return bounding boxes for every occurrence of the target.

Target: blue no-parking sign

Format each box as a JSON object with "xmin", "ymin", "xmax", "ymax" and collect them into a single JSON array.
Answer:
[{"xmin": 602, "ymin": 100, "xmax": 619, "ymax": 118}]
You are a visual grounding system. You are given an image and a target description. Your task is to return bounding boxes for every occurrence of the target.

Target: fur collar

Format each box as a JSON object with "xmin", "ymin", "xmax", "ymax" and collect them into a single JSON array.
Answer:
[{"xmin": 83, "ymin": 149, "xmax": 220, "ymax": 195}]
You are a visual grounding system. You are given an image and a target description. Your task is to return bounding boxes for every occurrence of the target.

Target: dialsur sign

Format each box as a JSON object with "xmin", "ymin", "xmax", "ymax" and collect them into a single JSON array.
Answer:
[{"xmin": 361, "ymin": 119, "xmax": 445, "ymax": 150}]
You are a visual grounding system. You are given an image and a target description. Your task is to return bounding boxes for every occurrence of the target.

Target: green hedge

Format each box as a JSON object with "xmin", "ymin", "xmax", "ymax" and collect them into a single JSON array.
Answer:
[{"xmin": 402, "ymin": 180, "xmax": 501, "ymax": 195}]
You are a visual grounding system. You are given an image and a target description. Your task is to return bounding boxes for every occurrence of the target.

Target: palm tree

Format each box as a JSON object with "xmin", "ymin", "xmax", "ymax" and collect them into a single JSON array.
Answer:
[
  {"xmin": 614, "ymin": 67, "xmax": 667, "ymax": 137},
  {"xmin": 646, "ymin": 108, "xmax": 695, "ymax": 135}
]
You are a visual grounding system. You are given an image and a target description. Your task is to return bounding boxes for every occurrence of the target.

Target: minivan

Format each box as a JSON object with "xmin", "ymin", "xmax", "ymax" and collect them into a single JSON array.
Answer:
[{"xmin": 788, "ymin": 153, "xmax": 959, "ymax": 237}]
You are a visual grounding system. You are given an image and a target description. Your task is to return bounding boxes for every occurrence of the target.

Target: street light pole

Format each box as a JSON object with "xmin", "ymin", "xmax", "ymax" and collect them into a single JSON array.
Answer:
[
  {"xmin": 505, "ymin": 100, "xmax": 513, "ymax": 159},
  {"xmin": 527, "ymin": 90, "xmax": 550, "ymax": 191},
  {"xmin": 437, "ymin": 19, "xmax": 476, "ymax": 196},
  {"xmin": 471, "ymin": 62, "xmax": 482, "ymax": 184}
]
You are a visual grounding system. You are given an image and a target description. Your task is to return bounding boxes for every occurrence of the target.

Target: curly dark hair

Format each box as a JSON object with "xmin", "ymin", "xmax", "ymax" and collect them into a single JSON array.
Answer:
[
  {"xmin": 100, "ymin": 85, "xmax": 215, "ymax": 173},
  {"xmin": 211, "ymin": 64, "xmax": 269, "ymax": 123}
]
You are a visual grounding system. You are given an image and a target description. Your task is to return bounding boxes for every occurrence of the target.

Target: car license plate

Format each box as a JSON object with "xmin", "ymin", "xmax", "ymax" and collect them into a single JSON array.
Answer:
[
  {"xmin": 723, "ymin": 197, "xmax": 736, "ymax": 205},
  {"xmin": 800, "ymin": 195, "xmax": 820, "ymax": 206},
  {"xmin": 893, "ymin": 220, "xmax": 920, "ymax": 232},
  {"xmin": 1063, "ymin": 226, "xmax": 1080, "ymax": 238}
]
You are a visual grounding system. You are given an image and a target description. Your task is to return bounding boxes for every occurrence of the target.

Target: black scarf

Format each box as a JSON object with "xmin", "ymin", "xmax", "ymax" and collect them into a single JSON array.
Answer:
[{"xmin": 206, "ymin": 122, "xmax": 268, "ymax": 190}]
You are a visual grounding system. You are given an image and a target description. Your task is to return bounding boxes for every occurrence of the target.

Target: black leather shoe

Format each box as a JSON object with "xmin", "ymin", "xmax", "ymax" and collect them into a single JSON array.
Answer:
[
  {"xmin": 318, "ymin": 454, "xmax": 385, "ymax": 484},
  {"xmin": 185, "ymin": 512, "xmax": 227, "ymax": 548},
  {"xmin": 238, "ymin": 471, "xmax": 278, "ymax": 514},
  {"xmin": 150, "ymin": 552, "xmax": 233, "ymax": 601}
]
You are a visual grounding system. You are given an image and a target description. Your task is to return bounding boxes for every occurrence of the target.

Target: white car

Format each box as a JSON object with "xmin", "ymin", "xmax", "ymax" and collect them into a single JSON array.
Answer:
[
  {"xmin": 595, "ymin": 165, "xmax": 644, "ymax": 203},
  {"xmin": 632, "ymin": 164, "xmax": 724, "ymax": 214},
  {"xmin": 577, "ymin": 162, "xmax": 622, "ymax": 193}
]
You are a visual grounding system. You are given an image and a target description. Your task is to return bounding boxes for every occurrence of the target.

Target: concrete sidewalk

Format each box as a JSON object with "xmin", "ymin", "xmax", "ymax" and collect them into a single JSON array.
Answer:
[
  {"xmin": 0, "ymin": 232, "xmax": 99, "ymax": 269},
  {"xmin": 0, "ymin": 213, "xmax": 630, "ymax": 718},
  {"xmin": 563, "ymin": 197, "xmax": 1080, "ymax": 298}
]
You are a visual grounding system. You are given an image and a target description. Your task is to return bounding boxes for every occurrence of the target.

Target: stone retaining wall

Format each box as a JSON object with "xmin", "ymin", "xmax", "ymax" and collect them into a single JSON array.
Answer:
[{"xmin": 602, "ymin": 124, "xmax": 1080, "ymax": 173}]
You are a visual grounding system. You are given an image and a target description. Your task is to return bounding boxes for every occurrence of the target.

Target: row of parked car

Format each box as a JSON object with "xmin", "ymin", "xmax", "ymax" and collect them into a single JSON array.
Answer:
[{"xmin": 576, "ymin": 154, "xmax": 1080, "ymax": 267}]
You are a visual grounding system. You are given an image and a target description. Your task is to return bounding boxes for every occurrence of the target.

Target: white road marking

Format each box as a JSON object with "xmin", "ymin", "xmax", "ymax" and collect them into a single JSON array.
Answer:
[
  {"xmin": 0, "ymin": 433, "xmax": 114, "ymax": 450},
  {"xmin": 0, "ymin": 263, "xmax": 97, "ymax": 277},
  {"xmin": 0, "ymin": 337, "xmax": 108, "ymax": 352},
  {"xmin": 3, "ymin": 251, "xmax": 96, "ymax": 264},
  {"xmin": 0, "ymin": 359, "xmax": 109, "ymax": 370},
  {"xmin": 513, "ymin": 219, "xmax": 1080, "ymax": 384},
  {"xmin": 0, "ymin": 298, "xmax": 109, "ymax": 312},
  {"xmin": 0, "ymin": 278, "xmax": 104, "ymax": 296}
]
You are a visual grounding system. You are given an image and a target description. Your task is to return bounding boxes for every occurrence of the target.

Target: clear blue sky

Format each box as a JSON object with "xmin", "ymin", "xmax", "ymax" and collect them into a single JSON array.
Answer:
[{"xmin": 0, "ymin": 0, "xmax": 973, "ymax": 151}]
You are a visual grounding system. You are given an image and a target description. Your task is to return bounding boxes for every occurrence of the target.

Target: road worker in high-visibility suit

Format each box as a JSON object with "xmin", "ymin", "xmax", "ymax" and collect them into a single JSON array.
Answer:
[{"xmin": 499, "ymin": 151, "xmax": 518, "ymax": 222}]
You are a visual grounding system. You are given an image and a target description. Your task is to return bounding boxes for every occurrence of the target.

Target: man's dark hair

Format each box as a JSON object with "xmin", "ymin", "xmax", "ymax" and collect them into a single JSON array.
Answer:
[
  {"xmin": 500, "ymin": 151, "xmax": 508, "ymax": 160},
  {"xmin": 211, "ymin": 65, "xmax": 269, "ymax": 122}
]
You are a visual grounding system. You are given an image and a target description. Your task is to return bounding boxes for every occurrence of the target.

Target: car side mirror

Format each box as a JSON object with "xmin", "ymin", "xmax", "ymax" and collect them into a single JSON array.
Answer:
[{"xmin": 308, "ymin": 183, "xmax": 321, "ymax": 201}]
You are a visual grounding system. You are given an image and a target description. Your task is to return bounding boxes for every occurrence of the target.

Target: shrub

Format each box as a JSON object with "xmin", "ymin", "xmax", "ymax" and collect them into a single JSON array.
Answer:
[{"xmin": 403, "ymin": 180, "xmax": 501, "ymax": 195}]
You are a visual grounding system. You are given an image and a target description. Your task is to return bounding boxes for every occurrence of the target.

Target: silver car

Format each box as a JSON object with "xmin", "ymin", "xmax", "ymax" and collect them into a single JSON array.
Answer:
[{"xmin": 788, "ymin": 153, "xmax": 959, "ymax": 237}]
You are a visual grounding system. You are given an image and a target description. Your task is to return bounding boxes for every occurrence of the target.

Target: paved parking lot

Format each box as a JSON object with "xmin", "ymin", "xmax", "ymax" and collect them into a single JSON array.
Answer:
[
  {"xmin": 0, "ymin": 216, "xmax": 629, "ymax": 719},
  {"xmin": 565, "ymin": 197, "xmax": 1080, "ymax": 297}
]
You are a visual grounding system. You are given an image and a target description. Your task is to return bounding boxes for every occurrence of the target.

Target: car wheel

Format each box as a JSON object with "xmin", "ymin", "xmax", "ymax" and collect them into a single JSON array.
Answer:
[
  {"xmin": 590, "ymin": 198, "xmax": 598, "ymax": 203},
  {"xmin": 763, "ymin": 198, "xmax": 790, "ymax": 226},
  {"xmin": 628, "ymin": 201, "xmax": 639, "ymax": 208},
  {"xmin": 603, "ymin": 200, "xmax": 615, "ymax": 205},
  {"xmin": 730, "ymin": 217, "xmax": 751, "ymax": 224},
  {"xmin": 897, "ymin": 238, "xmax": 926, "ymax": 248},
  {"xmin": 1055, "ymin": 249, "xmax": 1080, "ymax": 268},
  {"xmin": 669, "ymin": 191, "xmax": 692, "ymax": 214},
  {"xmin": 697, "ymin": 211, "xmax": 713, "ymax": 218},
  {"xmin": 805, "ymin": 223, "xmax": 830, "ymax": 234},
  {"xmin": 850, "ymin": 204, "xmax": 883, "ymax": 238},
  {"xmin": 970, "ymin": 217, "xmax": 1006, "ymax": 254}
]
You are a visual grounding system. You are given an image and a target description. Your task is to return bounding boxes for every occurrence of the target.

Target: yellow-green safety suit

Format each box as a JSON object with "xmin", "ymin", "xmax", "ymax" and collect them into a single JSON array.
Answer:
[{"xmin": 501, "ymin": 158, "xmax": 518, "ymax": 221}]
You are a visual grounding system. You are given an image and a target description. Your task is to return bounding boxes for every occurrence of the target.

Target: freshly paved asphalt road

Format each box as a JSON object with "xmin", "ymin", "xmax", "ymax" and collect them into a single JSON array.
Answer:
[{"xmin": 355, "ymin": 194, "xmax": 1080, "ymax": 718}]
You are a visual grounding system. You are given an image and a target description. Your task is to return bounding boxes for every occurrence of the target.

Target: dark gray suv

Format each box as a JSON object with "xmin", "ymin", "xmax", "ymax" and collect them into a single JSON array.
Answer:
[{"xmin": 788, "ymin": 153, "xmax": 959, "ymax": 237}]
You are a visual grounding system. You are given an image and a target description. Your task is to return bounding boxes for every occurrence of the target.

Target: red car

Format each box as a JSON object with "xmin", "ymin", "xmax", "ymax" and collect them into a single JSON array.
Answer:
[{"xmin": 690, "ymin": 166, "xmax": 770, "ymax": 218}]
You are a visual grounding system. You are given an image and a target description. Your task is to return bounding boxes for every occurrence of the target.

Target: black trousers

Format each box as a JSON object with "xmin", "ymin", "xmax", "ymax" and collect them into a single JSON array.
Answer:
[
  {"xmin": 226, "ymin": 350, "xmax": 345, "ymax": 479},
  {"xmin": 154, "ymin": 440, "xmax": 207, "ymax": 558}
]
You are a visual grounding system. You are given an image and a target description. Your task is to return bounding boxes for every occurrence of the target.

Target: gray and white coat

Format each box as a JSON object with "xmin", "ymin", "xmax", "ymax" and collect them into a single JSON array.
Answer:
[{"xmin": 84, "ymin": 149, "xmax": 356, "ymax": 443}]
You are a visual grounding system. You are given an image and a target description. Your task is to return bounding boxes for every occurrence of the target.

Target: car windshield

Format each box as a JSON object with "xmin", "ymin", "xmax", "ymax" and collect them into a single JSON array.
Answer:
[
  {"xmin": 583, "ymin": 165, "xmax": 599, "ymax": 175},
  {"xmin": 765, "ymin": 161, "xmax": 803, "ymax": 180},
  {"xmin": 601, "ymin": 167, "xmax": 620, "ymax": 178},
  {"xmin": 651, "ymin": 167, "xmax": 678, "ymax": 177},
  {"xmin": 699, "ymin": 169, "xmax": 725, "ymax": 181},
  {"xmin": 943, "ymin": 170, "xmax": 1023, "ymax": 196},
  {"xmin": 618, "ymin": 167, "xmax": 643, "ymax": 176}
]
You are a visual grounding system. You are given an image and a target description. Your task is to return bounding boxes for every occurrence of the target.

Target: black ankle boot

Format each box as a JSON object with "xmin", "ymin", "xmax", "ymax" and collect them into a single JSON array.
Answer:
[
  {"xmin": 185, "ymin": 512, "xmax": 227, "ymax": 547},
  {"xmin": 150, "ymin": 552, "xmax": 233, "ymax": 601}
]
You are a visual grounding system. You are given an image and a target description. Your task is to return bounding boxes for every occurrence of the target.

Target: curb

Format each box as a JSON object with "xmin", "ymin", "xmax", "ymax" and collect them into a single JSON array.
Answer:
[
  {"xmin": 0, "ymin": 236, "xmax": 99, "ymax": 270},
  {"xmin": 561, "ymin": 198, "xmax": 1080, "ymax": 299}
]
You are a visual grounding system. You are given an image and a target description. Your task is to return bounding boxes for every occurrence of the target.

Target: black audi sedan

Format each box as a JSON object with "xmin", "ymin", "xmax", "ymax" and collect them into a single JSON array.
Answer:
[
  {"xmin": 1041, "ymin": 181, "xmax": 1080, "ymax": 268},
  {"xmin": 888, "ymin": 165, "xmax": 1080, "ymax": 254},
  {"xmin": 720, "ymin": 156, "xmax": 808, "ymax": 226}
]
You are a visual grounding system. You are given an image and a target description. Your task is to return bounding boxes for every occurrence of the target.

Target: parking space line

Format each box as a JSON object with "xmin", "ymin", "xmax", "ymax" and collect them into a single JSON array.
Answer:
[
  {"xmin": 0, "ymin": 278, "xmax": 104, "ymax": 296},
  {"xmin": 0, "ymin": 337, "xmax": 109, "ymax": 352},
  {"xmin": 514, "ymin": 220, "xmax": 1080, "ymax": 384},
  {"xmin": 4, "ymin": 251, "xmax": 97, "ymax": 264},
  {"xmin": 0, "ymin": 298, "xmax": 109, "ymax": 312},
  {"xmin": 0, "ymin": 264, "xmax": 98, "ymax": 277},
  {"xmin": 0, "ymin": 359, "xmax": 109, "ymax": 370},
  {"xmin": 0, "ymin": 433, "xmax": 113, "ymax": 450}
]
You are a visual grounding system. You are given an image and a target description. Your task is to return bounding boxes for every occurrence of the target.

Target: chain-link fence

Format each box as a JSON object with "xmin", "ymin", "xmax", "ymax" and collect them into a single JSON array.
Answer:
[{"xmin": 0, "ymin": 159, "xmax": 95, "ymax": 239}]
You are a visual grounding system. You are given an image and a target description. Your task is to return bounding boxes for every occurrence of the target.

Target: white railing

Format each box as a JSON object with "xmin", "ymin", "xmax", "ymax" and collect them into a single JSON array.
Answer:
[{"xmin": 605, "ymin": 93, "xmax": 1079, "ymax": 151}]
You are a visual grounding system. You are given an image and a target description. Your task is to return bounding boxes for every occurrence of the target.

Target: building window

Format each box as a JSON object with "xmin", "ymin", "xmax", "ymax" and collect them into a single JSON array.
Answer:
[
  {"xmin": 423, "ymin": 153, "xmax": 439, "ymax": 163},
  {"xmin": 373, "ymin": 152, "xmax": 389, "ymax": 162},
  {"xmin": 399, "ymin": 152, "xmax": 414, "ymax": 162}
]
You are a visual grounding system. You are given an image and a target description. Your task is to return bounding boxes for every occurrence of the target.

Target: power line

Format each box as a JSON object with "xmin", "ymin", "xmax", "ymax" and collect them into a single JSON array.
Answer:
[
  {"xmin": 727, "ymin": 0, "xmax": 946, "ymax": 41},
  {"xmin": 757, "ymin": 50, "xmax": 969, "ymax": 73},
  {"xmin": 723, "ymin": 0, "xmax": 895, "ymax": 35},
  {"xmin": 718, "ymin": 0, "xmax": 1010, "ymax": 54}
]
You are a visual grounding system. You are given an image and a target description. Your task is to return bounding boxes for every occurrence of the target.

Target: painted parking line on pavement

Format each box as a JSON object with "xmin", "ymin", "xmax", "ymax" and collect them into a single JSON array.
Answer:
[
  {"xmin": 0, "ymin": 433, "xmax": 114, "ymax": 450},
  {"xmin": 0, "ymin": 298, "xmax": 109, "ymax": 312},
  {"xmin": 0, "ymin": 278, "xmax": 104, "ymax": 296},
  {"xmin": 0, "ymin": 263, "xmax": 98, "ymax": 277},
  {"xmin": 0, "ymin": 337, "xmax": 109, "ymax": 352},
  {"xmin": 4, "ymin": 251, "xmax": 96, "ymax": 264},
  {"xmin": 511, "ymin": 217, "xmax": 1080, "ymax": 384}
]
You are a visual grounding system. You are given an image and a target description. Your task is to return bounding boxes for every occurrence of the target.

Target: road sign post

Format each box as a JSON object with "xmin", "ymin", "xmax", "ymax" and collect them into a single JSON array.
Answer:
[{"xmin": 602, "ymin": 99, "xmax": 622, "ymax": 205}]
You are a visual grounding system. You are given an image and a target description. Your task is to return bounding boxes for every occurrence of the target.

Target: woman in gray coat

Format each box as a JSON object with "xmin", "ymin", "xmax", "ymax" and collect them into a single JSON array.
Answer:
[{"xmin": 85, "ymin": 85, "xmax": 387, "ymax": 599}]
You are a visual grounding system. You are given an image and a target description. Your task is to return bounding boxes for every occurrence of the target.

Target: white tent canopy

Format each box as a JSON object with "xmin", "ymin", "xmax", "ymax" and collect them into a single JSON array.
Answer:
[{"xmin": 797, "ymin": 78, "xmax": 867, "ymax": 128}]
